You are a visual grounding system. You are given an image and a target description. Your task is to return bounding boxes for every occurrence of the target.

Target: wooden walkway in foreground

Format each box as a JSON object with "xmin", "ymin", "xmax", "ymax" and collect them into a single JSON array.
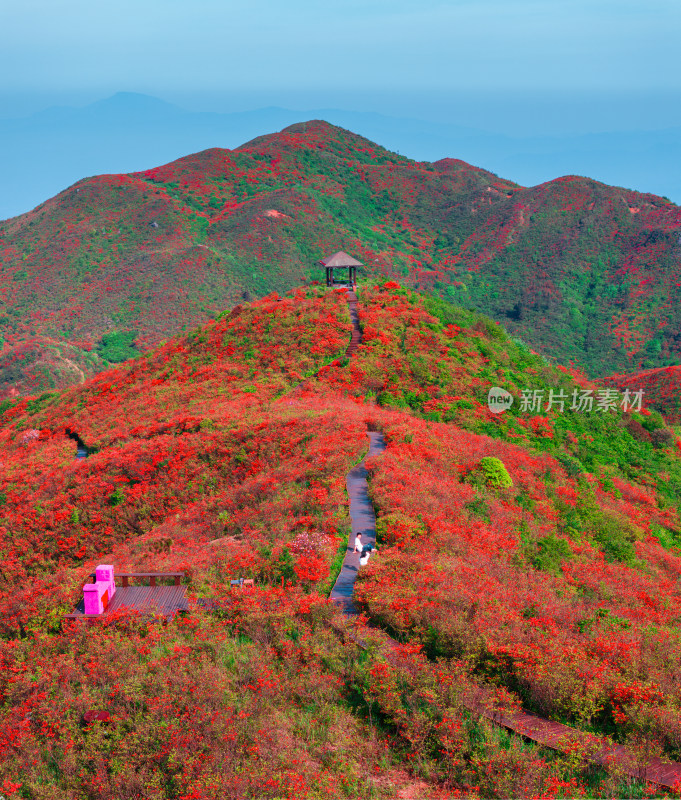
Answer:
[
  {"xmin": 330, "ymin": 288, "xmax": 681, "ymax": 790},
  {"xmin": 473, "ymin": 694, "xmax": 681, "ymax": 788}
]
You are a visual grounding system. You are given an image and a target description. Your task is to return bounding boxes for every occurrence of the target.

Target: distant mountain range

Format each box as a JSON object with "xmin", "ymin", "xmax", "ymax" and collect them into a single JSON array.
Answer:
[
  {"xmin": 2, "ymin": 92, "xmax": 681, "ymax": 221},
  {"xmin": 1, "ymin": 118, "xmax": 680, "ymax": 398}
]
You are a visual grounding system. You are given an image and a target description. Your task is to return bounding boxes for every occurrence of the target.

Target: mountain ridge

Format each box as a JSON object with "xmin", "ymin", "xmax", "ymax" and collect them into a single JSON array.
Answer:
[
  {"xmin": 1, "ymin": 118, "xmax": 681, "ymax": 400},
  {"xmin": 3, "ymin": 91, "xmax": 681, "ymax": 223}
]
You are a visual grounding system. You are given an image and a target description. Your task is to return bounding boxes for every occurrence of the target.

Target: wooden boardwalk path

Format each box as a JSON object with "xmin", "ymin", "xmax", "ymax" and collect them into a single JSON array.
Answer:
[
  {"xmin": 473, "ymin": 696, "xmax": 681, "ymax": 788},
  {"xmin": 329, "ymin": 430, "xmax": 386, "ymax": 614},
  {"xmin": 344, "ymin": 289, "xmax": 362, "ymax": 358},
  {"xmin": 330, "ymin": 287, "xmax": 681, "ymax": 790}
]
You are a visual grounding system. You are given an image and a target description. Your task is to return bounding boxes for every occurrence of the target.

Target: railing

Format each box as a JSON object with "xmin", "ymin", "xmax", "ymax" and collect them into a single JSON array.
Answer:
[
  {"xmin": 230, "ymin": 578, "xmax": 254, "ymax": 589},
  {"xmin": 88, "ymin": 571, "xmax": 184, "ymax": 587}
]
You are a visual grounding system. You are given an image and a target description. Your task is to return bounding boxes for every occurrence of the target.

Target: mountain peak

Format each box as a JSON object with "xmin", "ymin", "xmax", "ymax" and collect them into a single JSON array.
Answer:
[
  {"xmin": 238, "ymin": 118, "xmax": 404, "ymax": 166},
  {"xmin": 238, "ymin": 119, "xmax": 356, "ymax": 152},
  {"xmin": 86, "ymin": 92, "xmax": 183, "ymax": 117},
  {"xmin": 281, "ymin": 119, "xmax": 342, "ymax": 134},
  {"xmin": 2, "ymin": 118, "xmax": 681, "ymax": 398}
]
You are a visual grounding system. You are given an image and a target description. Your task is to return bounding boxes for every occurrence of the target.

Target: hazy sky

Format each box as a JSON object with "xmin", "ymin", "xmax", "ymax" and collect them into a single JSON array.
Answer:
[{"xmin": 1, "ymin": 0, "xmax": 679, "ymax": 132}]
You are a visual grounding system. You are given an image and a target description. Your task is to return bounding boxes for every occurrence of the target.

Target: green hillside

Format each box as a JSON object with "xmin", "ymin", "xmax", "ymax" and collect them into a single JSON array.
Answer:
[{"xmin": 1, "ymin": 120, "xmax": 681, "ymax": 398}]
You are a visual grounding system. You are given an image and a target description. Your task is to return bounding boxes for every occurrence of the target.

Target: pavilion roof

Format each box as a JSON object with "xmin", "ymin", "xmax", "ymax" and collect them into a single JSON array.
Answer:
[{"xmin": 317, "ymin": 251, "xmax": 363, "ymax": 268}]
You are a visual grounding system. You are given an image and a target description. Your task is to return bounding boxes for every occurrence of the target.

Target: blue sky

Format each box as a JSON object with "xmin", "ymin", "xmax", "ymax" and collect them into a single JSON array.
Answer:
[{"xmin": 1, "ymin": 0, "xmax": 680, "ymax": 132}]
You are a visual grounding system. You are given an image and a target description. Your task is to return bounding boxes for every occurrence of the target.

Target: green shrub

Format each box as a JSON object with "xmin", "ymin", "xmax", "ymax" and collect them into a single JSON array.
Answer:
[
  {"xmin": 640, "ymin": 410, "xmax": 665, "ymax": 433},
  {"xmin": 532, "ymin": 535, "xmax": 572, "ymax": 572},
  {"xmin": 0, "ymin": 399, "xmax": 17, "ymax": 416},
  {"xmin": 26, "ymin": 391, "xmax": 59, "ymax": 415},
  {"xmin": 478, "ymin": 457, "xmax": 513, "ymax": 488},
  {"xmin": 577, "ymin": 607, "xmax": 631, "ymax": 634},
  {"xmin": 97, "ymin": 330, "xmax": 139, "ymax": 363},
  {"xmin": 559, "ymin": 501, "xmax": 642, "ymax": 564},
  {"xmin": 107, "ymin": 487, "xmax": 125, "ymax": 507},
  {"xmin": 482, "ymin": 319, "xmax": 507, "ymax": 341},
  {"xmin": 464, "ymin": 496, "xmax": 491, "ymax": 522},
  {"xmin": 595, "ymin": 523, "xmax": 637, "ymax": 563},
  {"xmin": 555, "ymin": 453, "xmax": 585, "ymax": 477},
  {"xmin": 650, "ymin": 523, "xmax": 681, "ymax": 552},
  {"xmin": 377, "ymin": 391, "xmax": 408, "ymax": 409}
]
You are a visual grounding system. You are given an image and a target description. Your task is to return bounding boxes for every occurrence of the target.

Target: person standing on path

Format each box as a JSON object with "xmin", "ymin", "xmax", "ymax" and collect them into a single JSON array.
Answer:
[{"xmin": 354, "ymin": 533, "xmax": 362, "ymax": 553}]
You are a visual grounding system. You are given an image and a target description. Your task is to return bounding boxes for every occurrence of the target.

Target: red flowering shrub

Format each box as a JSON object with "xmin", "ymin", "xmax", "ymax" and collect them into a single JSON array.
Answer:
[
  {"xmin": 354, "ymin": 408, "xmax": 681, "ymax": 759},
  {"xmin": 1, "ymin": 284, "xmax": 680, "ymax": 794},
  {"xmin": 293, "ymin": 552, "xmax": 330, "ymax": 584},
  {"xmin": 375, "ymin": 511, "xmax": 425, "ymax": 547}
]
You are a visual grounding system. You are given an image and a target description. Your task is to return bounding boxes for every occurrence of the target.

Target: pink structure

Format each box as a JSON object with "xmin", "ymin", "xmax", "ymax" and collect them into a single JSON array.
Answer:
[{"xmin": 83, "ymin": 565, "xmax": 116, "ymax": 615}]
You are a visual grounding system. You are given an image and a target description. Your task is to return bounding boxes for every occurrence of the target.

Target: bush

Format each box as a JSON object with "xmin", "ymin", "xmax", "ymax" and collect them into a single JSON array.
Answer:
[
  {"xmin": 377, "ymin": 391, "xmax": 408, "ymax": 409},
  {"xmin": 555, "ymin": 453, "xmax": 584, "ymax": 477},
  {"xmin": 464, "ymin": 496, "xmax": 491, "ymax": 522},
  {"xmin": 595, "ymin": 522, "xmax": 638, "ymax": 564},
  {"xmin": 478, "ymin": 457, "xmax": 513, "ymax": 488},
  {"xmin": 650, "ymin": 428, "xmax": 674, "ymax": 448},
  {"xmin": 560, "ymin": 501, "xmax": 642, "ymax": 564},
  {"xmin": 626, "ymin": 417, "xmax": 652, "ymax": 442},
  {"xmin": 640, "ymin": 409, "xmax": 665, "ymax": 433},
  {"xmin": 531, "ymin": 535, "xmax": 572, "ymax": 572},
  {"xmin": 650, "ymin": 523, "xmax": 681, "ymax": 552},
  {"xmin": 97, "ymin": 330, "xmax": 139, "ymax": 363},
  {"xmin": 375, "ymin": 512, "xmax": 425, "ymax": 547}
]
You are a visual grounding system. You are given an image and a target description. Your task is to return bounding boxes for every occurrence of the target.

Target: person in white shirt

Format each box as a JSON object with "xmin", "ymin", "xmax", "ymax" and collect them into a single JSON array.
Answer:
[
  {"xmin": 354, "ymin": 533, "xmax": 362, "ymax": 553},
  {"xmin": 360, "ymin": 544, "xmax": 377, "ymax": 567}
]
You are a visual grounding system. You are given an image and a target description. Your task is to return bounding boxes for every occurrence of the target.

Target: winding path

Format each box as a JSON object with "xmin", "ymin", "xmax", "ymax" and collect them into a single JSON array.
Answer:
[
  {"xmin": 329, "ymin": 430, "xmax": 385, "ymax": 615},
  {"xmin": 66, "ymin": 429, "xmax": 89, "ymax": 459},
  {"xmin": 344, "ymin": 289, "xmax": 361, "ymax": 358},
  {"xmin": 331, "ymin": 289, "xmax": 681, "ymax": 790}
]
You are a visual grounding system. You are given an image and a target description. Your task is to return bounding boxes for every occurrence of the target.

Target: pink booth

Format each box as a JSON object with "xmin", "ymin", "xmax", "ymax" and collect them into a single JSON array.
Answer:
[{"xmin": 83, "ymin": 565, "xmax": 116, "ymax": 615}]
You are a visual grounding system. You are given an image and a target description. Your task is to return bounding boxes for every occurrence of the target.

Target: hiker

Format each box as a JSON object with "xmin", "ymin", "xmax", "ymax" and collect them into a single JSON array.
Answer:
[{"xmin": 354, "ymin": 533, "xmax": 362, "ymax": 553}]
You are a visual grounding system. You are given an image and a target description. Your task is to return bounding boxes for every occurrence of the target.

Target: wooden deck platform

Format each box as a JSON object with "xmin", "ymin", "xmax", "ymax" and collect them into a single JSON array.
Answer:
[{"xmin": 65, "ymin": 572, "xmax": 188, "ymax": 619}]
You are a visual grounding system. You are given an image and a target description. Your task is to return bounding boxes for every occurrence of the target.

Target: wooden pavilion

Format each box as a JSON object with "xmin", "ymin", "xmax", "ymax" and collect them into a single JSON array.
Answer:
[{"xmin": 318, "ymin": 251, "xmax": 363, "ymax": 287}]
